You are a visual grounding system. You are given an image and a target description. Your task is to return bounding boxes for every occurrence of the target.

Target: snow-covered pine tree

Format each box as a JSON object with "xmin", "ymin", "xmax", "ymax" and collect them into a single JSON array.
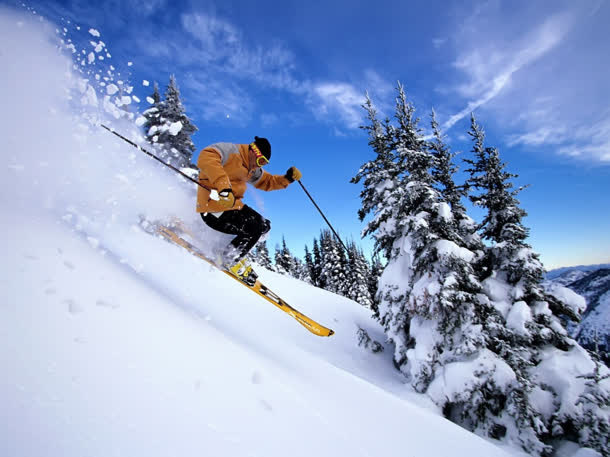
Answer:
[
  {"xmin": 250, "ymin": 240, "xmax": 275, "ymax": 272},
  {"xmin": 368, "ymin": 254, "xmax": 383, "ymax": 316},
  {"xmin": 150, "ymin": 82, "xmax": 161, "ymax": 104},
  {"xmin": 319, "ymin": 229, "xmax": 350, "ymax": 296},
  {"xmin": 141, "ymin": 82, "xmax": 164, "ymax": 146},
  {"xmin": 312, "ymin": 238, "xmax": 324, "ymax": 288},
  {"xmin": 335, "ymin": 238, "xmax": 351, "ymax": 296},
  {"xmin": 303, "ymin": 245, "xmax": 315, "ymax": 285},
  {"xmin": 291, "ymin": 257, "xmax": 310, "ymax": 283},
  {"xmin": 379, "ymin": 83, "xmax": 488, "ymax": 386},
  {"xmin": 351, "ymin": 92, "xmax": 402, "ymax": 259},
  {"xmin": 464, "ymin": 114, "xmax": 610, "ymax": 456},
  {"xmin": 573, "ymin": 360, "xmax": 610, "ymax": 452},
  {"xmin": 357, "ymin": 86, "xmax": 524, "ymax": 453},
  {"xmin": 153, "ymin": 75, "xmax": 198, "ymax": 168},
  {"xmin": 429, "ymin": 109, "xmax": 485, "ymax": 260},
  {"xmin": 274, "ymin": 237, "xmax": 295, "ymax": 276},
  {"xmin": 273, "ymin": 245, "xmax": 284, "ymax": 274},
  {"xmin": 347, "ymin": 241, "xmax": 374, "ymax": 308},
  {"xmin": 429, "ymin": 109, "xmax": 468, "ymax": 219}
]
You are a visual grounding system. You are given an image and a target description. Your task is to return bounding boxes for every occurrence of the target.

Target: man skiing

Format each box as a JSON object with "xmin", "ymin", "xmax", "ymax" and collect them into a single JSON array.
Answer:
[{"xmin": 196, "ymin": 136, "xmax": 302, "ymax": 286}]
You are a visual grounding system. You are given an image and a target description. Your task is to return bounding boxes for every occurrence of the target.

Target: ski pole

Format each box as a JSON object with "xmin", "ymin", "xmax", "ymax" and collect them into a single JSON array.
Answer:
[
  {"xmin": 297, "ymin": 180, "xmax": 349, "ymax": 255},
  {"xmin": 100, "ymin": 124, "xmax": 211, "ymax": 191}
]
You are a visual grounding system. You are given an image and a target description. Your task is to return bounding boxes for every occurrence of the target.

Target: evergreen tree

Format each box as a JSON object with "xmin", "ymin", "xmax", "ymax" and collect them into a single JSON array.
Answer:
[
  {"xmin": 319, "ymin": 230, "xmax": 350, "ymax": 295},
  {"xmin": 303, "ymin": 245, "xmax": 315, "ymax": 285},
  {"xmin": 573, "ymin": 361, "xmax": 610, "ymax": 452},
  {"xmin": 291, "ymin": 257, "xmax": 310, "ymax": 283},
  {"xmin": 151, "ymin": 82, "xmax": 161, "ymax": 104},
  {"xmin": 354, "ymin": 87, "xmax": 610, "ymax": 456},
  {"xmin": 429, "ymin": 109, "xmax": 467, "ymax": 219},
  {"xmin": 347, "ymin": 241, "xmax": 373, "ymax": 308},
  {"xmin": 312, "ymin": 238, "xmax": 324, "ymax": 288},
  {"xmin": 251, "ymin": 240, "xmax": 275, "ymax": 272},
  {"xmin": 463, "ymin": 114, "xmax": 610, "ymax": 456},
  {"xmin": 428, "ymin": 109, "xmax": 487, "ymax": 285},
  {"xmin": 368, "ymin": 254, "xmax": 383, "ymax": 316},
  {"xmin": 351, "ymin": 92, "xmax": 403, "ymax": 259},
  {"xmin": 152, "ymin": 75, "xmax": 198, "ymax": 168},
  {"xmin": 142, "ymin": 82, "xmax": 164, "ymax": 146},
  {"xmin": 335, "ymin": 239, "xmax": 350, "ymax": 296},
  {"xmin": 376, "ymin": 84, "xmax": 486, "ymax": 390},
  {"xmin": 274, "ymin": 237, "xmax": 295, "ymax": 275},
  {"xmin": 273, "ymin": 244, "xmax": 285, "ymax": 274},
  {"xmin": 356, "ymin": 87, "xmax": 524, "ymax": 454}
]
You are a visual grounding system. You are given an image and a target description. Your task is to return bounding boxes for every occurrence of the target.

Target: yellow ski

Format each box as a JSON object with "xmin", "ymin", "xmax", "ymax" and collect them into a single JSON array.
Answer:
[{"xmin": 154, "ymin": 225, "xmax": 334, "ymax": 337}]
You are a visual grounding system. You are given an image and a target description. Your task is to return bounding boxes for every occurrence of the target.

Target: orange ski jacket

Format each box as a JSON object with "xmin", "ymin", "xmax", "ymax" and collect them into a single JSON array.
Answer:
[{"xmin": 196, "ymin": 142, "xmax": 291, "ymax": 213}]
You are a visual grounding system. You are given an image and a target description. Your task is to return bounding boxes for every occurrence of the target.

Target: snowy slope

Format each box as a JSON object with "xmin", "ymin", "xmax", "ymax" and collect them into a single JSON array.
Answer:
[
  {"xmin": 546, "ymin": 265, "xmax": 610, "ymax": 364},
  {"xmin": 569, "ymin": 269, "xmax": 610, "ymax": 363},
  {"xmin": 1, "ymin": 208, "xmax": 518, "ymax": 457},
  {"xmin": 546, "ymin": 264, "xmax": 610, "ymax": 281},
  {"xmin": 546, "ymin": 266, "xmax": 610, "ymax": 365},
  {"xmin": 0, "ymin": 8, "xmax": 523, "ymax": 457},
  {"xmin": 549, "ymin": 269, "xmax": 590, "ymax": 286}
]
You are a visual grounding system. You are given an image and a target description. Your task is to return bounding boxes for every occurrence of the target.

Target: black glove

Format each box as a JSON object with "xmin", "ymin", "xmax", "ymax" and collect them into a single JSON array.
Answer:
[
  {"xmin": 218, "ymin": 188, "xmax": 235, "ymax": 208},
  {"xmin": 285, "ymin": 166, "xmax": 302, "ymax": 183}
]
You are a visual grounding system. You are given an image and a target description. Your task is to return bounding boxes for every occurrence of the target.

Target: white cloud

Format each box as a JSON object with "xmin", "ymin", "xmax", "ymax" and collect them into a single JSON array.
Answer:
[
  {"xmin": 444, "ymin": 12, "xmax": 571, "ymax": 130},
  {"xmin": 306, "ymin": 71, "xmax": 394, "ymax": 131},
  {"xmin": 180, "ymin": 12, "xmax": 303, "ymax": 93},
  {"xmin": 133, "ymin": 11, "xmax": 387, "ymax": 131},
  {"xmin": 441, "ymin": 3, "xmax": 610, "ymax": 163},
  {"xmin": 129, "ymin": 11, "xmax": 313, "ymax": 127},
  {"xmin": 510, "ymin": 115, "xmax": 610, "ymax": 163},
  {"xmin": 181, "ymin": 13, "xmax": 241, "ymax": 59},
  {"xmin": 507, "ymin": 126, "xmax": 567, "ymax": 147},
  {"xmin": 310, "ymin": 82, "xmax": 366, "ymax": 130}
]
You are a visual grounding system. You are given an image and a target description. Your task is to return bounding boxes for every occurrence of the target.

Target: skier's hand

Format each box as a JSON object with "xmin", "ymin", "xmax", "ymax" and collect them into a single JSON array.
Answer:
[
  {"xmin": 285, "ymin": 166, "xmax": 302, "ymax": 183},
  {"xmin": 218, "ymin": 188, "xmax": 235, "ymax": 208}
]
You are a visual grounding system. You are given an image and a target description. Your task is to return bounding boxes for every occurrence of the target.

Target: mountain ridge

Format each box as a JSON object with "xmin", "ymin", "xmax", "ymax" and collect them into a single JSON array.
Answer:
[{"xmin": 546, "ymin": 263, "xmax": 610, "ymax": 280}]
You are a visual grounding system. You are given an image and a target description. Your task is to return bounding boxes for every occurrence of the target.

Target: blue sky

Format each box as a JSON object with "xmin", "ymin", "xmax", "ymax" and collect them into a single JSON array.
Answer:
[{"xmin": 9, "ymin": 0, "xmax": 610, "ymax": 269}]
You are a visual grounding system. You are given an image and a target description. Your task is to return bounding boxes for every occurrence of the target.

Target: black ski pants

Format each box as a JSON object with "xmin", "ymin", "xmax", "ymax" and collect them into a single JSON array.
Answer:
[{"xmin": 201, "ymin": 205, "xmax": 270, "ymax": 262}]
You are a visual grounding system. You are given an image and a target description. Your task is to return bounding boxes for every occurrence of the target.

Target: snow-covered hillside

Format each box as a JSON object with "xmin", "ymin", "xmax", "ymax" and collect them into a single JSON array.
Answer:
[
  {"xmin": 0, "ymin": 9, "xmax": 532, "ymax": 457},
  {"xmin": 567, "ymin": 269, "xmax": 610, "ymax": 364},
  {"xmin": 545, "ymin": 264, "xmax": 610, "ymax": 366},
  {"xmin": 549, "ymin": 269, "xmax": 591, "ymax": 286},
  {"xmin": 547, "ymin": 264, "xmax": 610, "ymax": 282},
  {"xmin": 545, "ymin": 263, "xmax": 610, "ymax": 367}
]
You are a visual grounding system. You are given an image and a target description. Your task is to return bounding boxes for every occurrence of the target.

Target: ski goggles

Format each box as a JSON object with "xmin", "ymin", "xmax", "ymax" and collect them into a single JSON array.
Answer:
[{"xmin": 250, "ymin": 143, "xmax": 269, "ymax": 167}]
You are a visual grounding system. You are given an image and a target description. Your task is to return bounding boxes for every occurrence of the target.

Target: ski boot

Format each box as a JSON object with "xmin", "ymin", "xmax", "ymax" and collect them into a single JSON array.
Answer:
[{"xmin": 226, "ymin": 257, "xmax": 258, "ymax": 286}]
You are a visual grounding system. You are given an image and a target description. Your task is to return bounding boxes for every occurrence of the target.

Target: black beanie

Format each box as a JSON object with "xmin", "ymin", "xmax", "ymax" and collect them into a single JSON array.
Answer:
[{"xmin": 254, "ymin": 136, "xmax": 271, "ymax": 161}]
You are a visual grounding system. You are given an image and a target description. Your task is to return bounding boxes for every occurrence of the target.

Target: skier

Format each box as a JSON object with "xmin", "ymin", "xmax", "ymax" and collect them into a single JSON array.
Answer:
[{"xmin": 196, "ymin": 136, "xmax": 302, "ymax": 285}]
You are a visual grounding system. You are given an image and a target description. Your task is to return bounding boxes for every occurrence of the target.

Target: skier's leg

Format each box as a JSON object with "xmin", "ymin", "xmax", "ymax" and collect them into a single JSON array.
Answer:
[
  {"xmin": 201, "ymin": 205, "xmax": 270, "ymax": 267},
  {"xmin": 226, "ymin": 205, "xmax": 270, "ymax": 259},
  {"xmin": 202, "ymin": 206, "xmax": 269, "ymax": 285}
]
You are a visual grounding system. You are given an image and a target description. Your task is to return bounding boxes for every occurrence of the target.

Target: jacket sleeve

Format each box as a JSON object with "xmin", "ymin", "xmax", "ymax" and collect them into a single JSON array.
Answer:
[
  {"xmin": 197, "ymin": 146, "xmax": 231, "ymax": 191},
  {"xmin": 252, "ymin": 170, "xmax": 291, "ymax": 191}
]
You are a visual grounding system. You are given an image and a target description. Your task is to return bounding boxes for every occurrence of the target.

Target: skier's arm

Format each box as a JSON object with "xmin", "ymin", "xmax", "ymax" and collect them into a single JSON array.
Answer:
[
  {"xmin": 250, "ymin": 166, "xmax": 302, "ymax": 191},
  {"xmin": 197, "ymin": 146, "xmax": 231, "ymax": 191},
  {"xmin": 250, "ymin": 169, "xmax": 290, "ymax": 191}
]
